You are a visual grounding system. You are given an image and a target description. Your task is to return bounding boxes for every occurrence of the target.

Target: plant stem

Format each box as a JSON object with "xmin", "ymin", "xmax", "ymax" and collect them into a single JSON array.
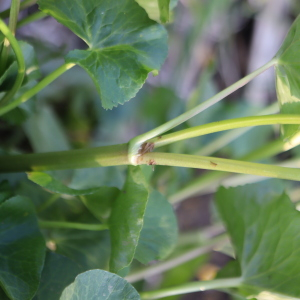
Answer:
[
  {"xmin": 0, "ymin": 0, "xmax": 37, "ymax": 19},
  {"xmin": 0, "ymin": 143, "xmax": 128, "ymax": 173},
  {"xmin": 39, "ymin": 220, "xmax": 109, "ymax": 231},
  {"xmin": 168, "ymin": 138, "xmax": 289, "ymax": 204},
  {"xmin": 150, "ymin": 114, "xmax": 299, "ymax": 148},
  {"xmin": 196, "ymin": 102, "xmax": 279, "ymax": 156},
  {"xmin": 37, "ymin": 194, "xmax": 60, "ymax": 212},
  {"xmin": 126, "ymin": 236, "xmax": 227, "ymax": 284},
  {"xmin": 17, "ymin": 11, "xmax": 47, "ymax": 28},
  {"xmin": 141, "ymin": 152, "xmax": 300, "ymax": 182},
  {"xmin": 9, "ymin": 0, "xmax": 20, "ymax": 34},
  {"xmin": 0, "ymin": 62, "xmax": 75, "ymax": 115},
  {"xmin": 128, "ymin": 59, "xmax": 277, "ymax": 164},
  {"xmin": 0, "ymin": 19, "xmax": 25, "ymax": 105},
  {"xmin": 139, "ymin": 277, "xmax": 242, "ymax": 299}
]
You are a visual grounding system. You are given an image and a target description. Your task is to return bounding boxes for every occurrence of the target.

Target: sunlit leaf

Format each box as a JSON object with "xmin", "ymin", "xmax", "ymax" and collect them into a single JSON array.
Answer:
[
  {"xmin": 216, "ymin": 181, "xmax": 300, "ymax": 297},
  {"xmin": 60, "ymin": 270, "xmax": 140, "ymax": 300},
  {"xmin": 275, "ymin": 15, "xmax": 300, "ymax": 140},
  {"xmin": 38, "ymin": 0, "xmax": 168, "ymax": 109}
]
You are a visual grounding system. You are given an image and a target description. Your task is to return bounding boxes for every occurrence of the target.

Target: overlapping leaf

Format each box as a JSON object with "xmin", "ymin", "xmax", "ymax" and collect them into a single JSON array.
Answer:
[
  {"xmin": 109, "ymin": 166, "xmax": 149, "ymax": 275},
  {"xmin": 60, "ymin": 270, "xmax": 140, "ymax": 300},
  {"xmin": 135, "ymin": 190, "xmax": 178, "ymax": 263},
  {"xmin": 216, "ymin": 181, "xmax": 300, "ymax": 297},
  {"xmin": 136, "ymin": 0, "xmax": 178, "ymax": 23},
  {"xmin": 275, "ymin": 15, "xmax": 300, "ymax": 140},
  {"xmin": 38, "ymin": 0, "xmax": 168, "ymax": 109},
  {"xmin": 0, "ymin": 196, "xmax": 46, "ymax": 300},
  {"xmin": 33, "ymin": 251, "xmax": 80, "ymax": 300}
]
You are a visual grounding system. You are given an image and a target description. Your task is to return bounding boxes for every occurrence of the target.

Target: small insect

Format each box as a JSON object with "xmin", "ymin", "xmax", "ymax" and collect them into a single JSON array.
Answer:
[
  {"xmin": 148, "ymin": 159, "xmax": 156, "ymax": 171},
  {"xmin": 210, "ymin": 161, "xmax": 217, "ymax": 167},
  {"xmin": 138, "ymin": 142, "xmax": 154, "ymax": 156}
]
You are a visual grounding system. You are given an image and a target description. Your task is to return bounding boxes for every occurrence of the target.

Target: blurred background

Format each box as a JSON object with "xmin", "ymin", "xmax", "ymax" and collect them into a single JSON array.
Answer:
[{"xmin": 1, "ymin": 0, "xmax": 300, "ymax": 299}]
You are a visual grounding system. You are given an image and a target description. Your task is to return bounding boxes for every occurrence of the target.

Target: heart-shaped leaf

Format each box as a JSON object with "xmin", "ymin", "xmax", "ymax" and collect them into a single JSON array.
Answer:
[
  {"xmin": 38, "ymin": 0, "xmax": 168, "ymax": 109},
  {"xmin": 60, "ymin": 270, "xmax": 140, "ymax": 300},
  {"xmin": 275, "ymin": 15, "xmax": 300, "ymax": 140},
  {"xmin": 216, "ymin": 181, "xmax": 300, "ymax": 297},
  {"xmin": 0, "ymin": 196, "xmax": 46, "ymax": 300}
]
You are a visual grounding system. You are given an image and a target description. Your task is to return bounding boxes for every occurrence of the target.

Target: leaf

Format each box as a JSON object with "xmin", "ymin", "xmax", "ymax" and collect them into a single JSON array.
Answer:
[
  {"xmin": 28, "ymin": 171, "xmax": 109, "ymax": 196},
  {"xmin": 0, "ymin": 196, "xmax": 46, "ymax": 300},
  {"xmin": 109, "ymin": 166, "xmax": 149, "ymax": 275},
  {"xmin": 135, "ymin": 190, "xmax": 178, "ymax": 264},
  {"xmin": 60, "ymin": 269, "xmax": 140, "ymax": 300},
  {"xmin": 0, "ymin": 180, "xmax": 13, "ymax": 204},
  {"xmin": 81, "ymin": 187, "xmax": 120, "ymax": 222},
  {"xmin": 33, "ymin": 251, "xmax": 80, "ymax": 300},
  {"xmin": 50, "ymin": 229, "xmax": 111, "ymax": 272},
  {"xmin": 38, "ymin": 0, "xmax": 168, "ymax": 109},
  {"xmin": 216, "ymin": 181, "xmax": 300, "ymax": 298},
  {"xmin": 275, "ymin": 15, "xmax": 300, "ymax": 140},
  {"xmin": 23, "ymin": 105, "xmax": 71, "ymax": 152},
  {"xmin": 136, "ymin": 0, "xmax": 178, "ymax": 23}
]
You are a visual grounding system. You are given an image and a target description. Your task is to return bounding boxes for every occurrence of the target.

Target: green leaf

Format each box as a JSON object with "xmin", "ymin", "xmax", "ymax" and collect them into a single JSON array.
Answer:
[
  {"xmin": 38, "ymin": 0, "xmax": 168, "ymax": 109},
  {"xmin": 28, "ymin": 171, "xmax": 108, "ymax": 196},
  {"xmin": 81, "ymin": 187, "xmax": 120, "ymax": 222},
  {"xmin": 216, "ymin": 181, "xmax": 300, "ymax": 298},
  {"xmin": 0, "ymin": 196, "xmax": 46, "ymax": 300},
  {"xmin": 135, "ymin": 190, "xmax": 178, "ymax": 264},
  {"xmin": 60, "ymin": 269, "xmax": 140, "ymax": 300},
  {"xmin": 275, "ymin": 15, "xmax": 300, "ymax": 140},
  {"xmin": 50, "ymin": 229, "xmax": 111, "ymax": 272},
  {"xmin": 34, "ymin": 251, "xmax": 80, "ymax": 300},
  {"xmin": 0, "ymin": 180, "xmax": 13, "ymax": 204},
  {"xmin": 109, "ymin": 166, "xmax": 149, "ymax": 275},
  {"xmin": 136, "ymin": 0, "xmax": 178, "ymax": 23}
]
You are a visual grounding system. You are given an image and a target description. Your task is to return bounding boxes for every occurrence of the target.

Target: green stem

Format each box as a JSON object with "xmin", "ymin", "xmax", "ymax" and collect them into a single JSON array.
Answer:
[
  {"xmin": 140, "ymin": 277, "xmax": 242, "ymax": 299},
  {"xmin": 126, "ymin": 235, "xmax": 227, "ymax": 284},
  {"xmin": 168, "ymin": 138, "xmax": 288, "ymax": 204},
  {"xmin": 37, "ymin": 194, "xmax": 60, "ymax": 212},
  {"xmin": 128, "ymin": 59, "xmax": 277, "ymax": 164},
  {"xmin": 141, "ymin": 152, "xmax": 300, "ymax": 182},
  {"xmin": 196, "ymin": 102, "xmax": 279, "ymax": 156},
  {"xmin": 0, "ymin": 143, "xmax": 128, "ymax": 173},
  {"xmin": 39, "ymin": 220, "xmax": 109, "ymax": 231},
  {"xmin": 9, "ymin": 0, "xmax": 21, "ymax": 34},
  {"xmin": 0, "ymin": 0, "xmax": 37, "ymax": 19},
  {"xmin": 0, "ymin": 19, "xmax": 25, "ymax": 105},
  {"xmin": 0, "ymin": 62, "xmax": 75, "ymax": 115},
  {"xmin": 17, "ymin": 11, "xmax": 47, "ymax": 28},
  {"xmin": 150, "ymin": 114, "xmax": 299, "ymax": 148}
]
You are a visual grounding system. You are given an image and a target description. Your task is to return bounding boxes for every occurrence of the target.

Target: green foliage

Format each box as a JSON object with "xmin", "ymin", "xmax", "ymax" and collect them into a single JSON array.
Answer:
[
  {"xmin": 38, "ymin": 0, "xmax": 168, "ymax": 109},
  {"xmin": 216, "ymin": 181, "xmax": 300, "ymax": 297},
  {"xmin": 0, "ymin": 196, "xmax": 46, "ymax": 300},
  {"xmin": 60, "ymin": 270, "xmax": 140, "ymax": 300},
  {"xmin": 275, "ymin": 15, "xmax": 300, "ymax": 140}
]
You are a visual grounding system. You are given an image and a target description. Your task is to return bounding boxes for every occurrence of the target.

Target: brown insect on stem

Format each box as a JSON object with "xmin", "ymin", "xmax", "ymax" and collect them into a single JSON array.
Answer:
[
  {"xmin": 138, "ymin": 142, "xmax": 154, "ymax": 155},
  {"xmin": 210, "ymin": 161, "xmax": 217, "ymax": 167}
]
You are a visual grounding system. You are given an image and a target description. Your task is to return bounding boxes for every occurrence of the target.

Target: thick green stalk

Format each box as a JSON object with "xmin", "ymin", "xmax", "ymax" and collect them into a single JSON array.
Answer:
[
  {"xmin": 150, "ymin": 115, "xmax": 300, "ymax": 148},
  {"xmin": 39, "ymin": 221, "xmax": 109, "ymax": 231},
  {"xmin": 17, "ymin": 11, "xmax": 47, "ymax": 28},
  {"xmin": 141, "ymin": 152, "xmax": 300, "ymax": 182},
  {"xmin": 140, "ymin": 277, "xmax": 242, "ymax": 299},
  {"xmin": 0, "ymin": 19, "xmax": 25, "ymax": 105},
  {"xmin": 0, "ymin": 143, "xmax": 128, "ymax": 173},
  {"xmin": 168, "ymin": 138, "xmax": 288, "ymax": 204},
  {"xmin": 0, "ymin": 0, "xmax": 37, "ymax": 19},
  {"xmin": 0, "ymin": 62, "xmax": 75, "ymax": 115},
  {"xmin": 128, "ymin": 59, "xmax": 277, "ymax": 164}
]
